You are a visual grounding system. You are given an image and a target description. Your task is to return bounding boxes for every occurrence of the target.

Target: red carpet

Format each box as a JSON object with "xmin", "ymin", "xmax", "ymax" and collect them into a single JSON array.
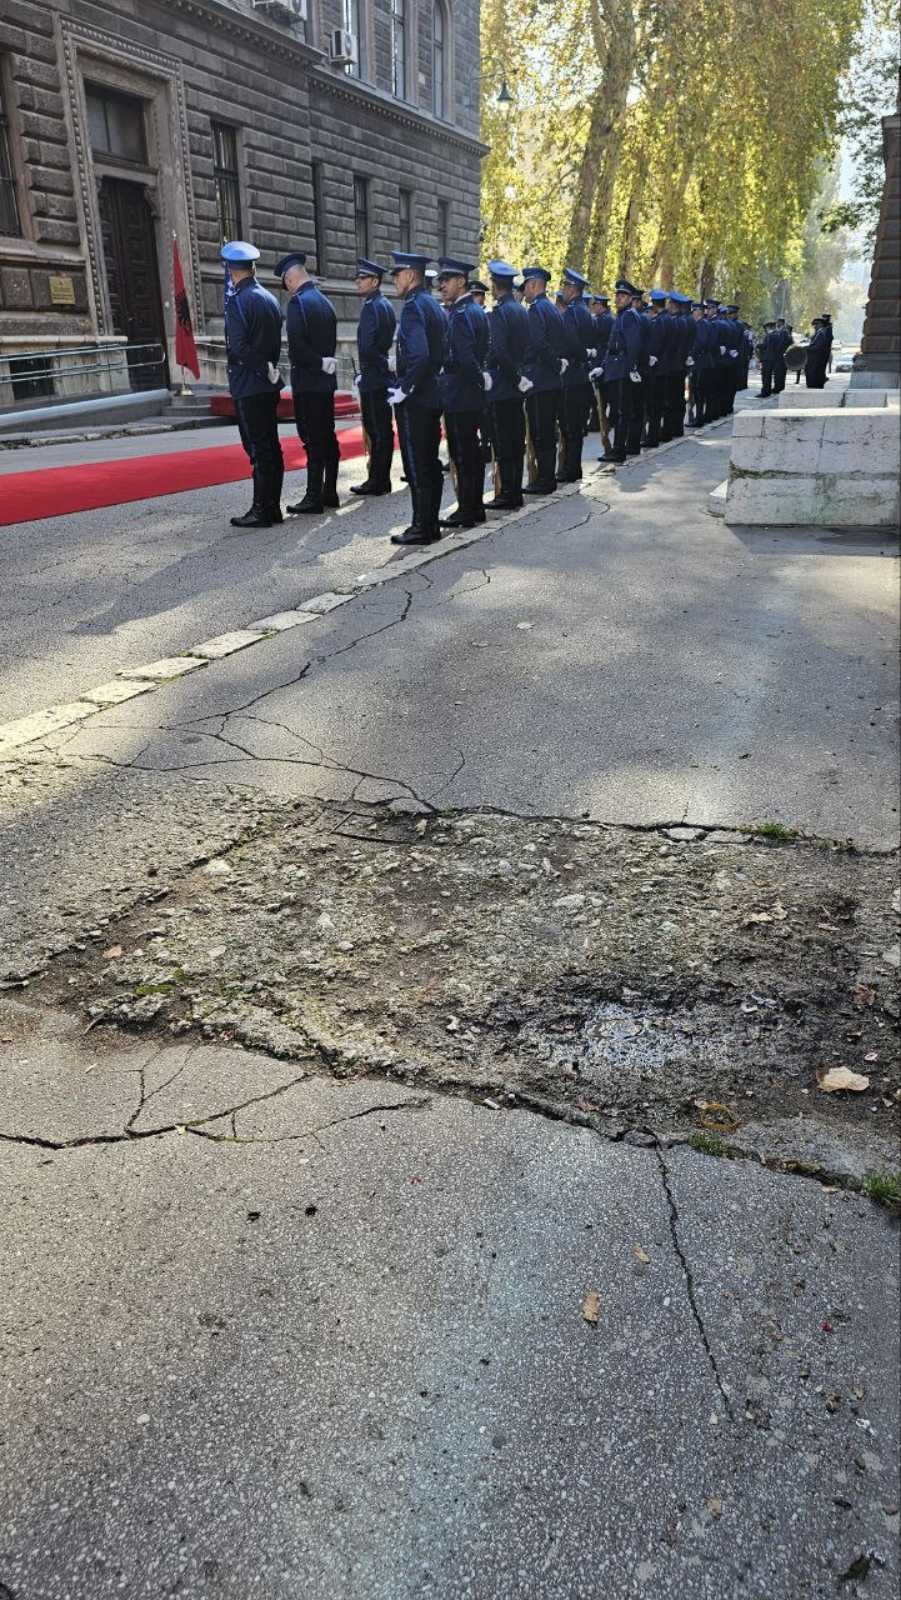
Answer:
[{"xmin": 0, "ymin": 426, "xmax": 370, "ymax": 527}]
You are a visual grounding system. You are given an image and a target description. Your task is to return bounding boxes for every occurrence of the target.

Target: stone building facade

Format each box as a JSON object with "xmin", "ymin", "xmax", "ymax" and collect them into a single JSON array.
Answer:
[{"xmin": 0, "ymin": 0, "xmax": 484, "ymax": 407}]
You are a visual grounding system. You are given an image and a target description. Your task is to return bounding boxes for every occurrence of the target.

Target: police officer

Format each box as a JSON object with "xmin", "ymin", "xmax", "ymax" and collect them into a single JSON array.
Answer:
[
  {"xmin": 772, "ymin": 318, "xmax": 790, "ymax": 394},
  {"xmin": 436, "ymin": 256, "xmax": 490, "ymax": 528},
  {"xmin": 469, "ymin": 279, "xmax": 488, "ymax": 308},
  {"xmin": 590, "ymin": 293, "xmax": 614, "ymax": 456},
  {"xmin": 821, "ymin": 312, "xmax": 834, "ymax": 371},
  {"xmin": 644, "ymin": 288, "xmax": 671, "ymax": 448},
  {"xmin": 387, "ymin": 251, "xmax": 447, "ymax": 546},
  {"xmin": 593, "ymin": 279, "xmax": 643, "ymax": 464},
  {"xmin": 275, "ymin": 252, "xmax": 340, "ymax": 515},
  {"xmin": 221, "ymin": 240, "xmax": 285, "ymax": 529},
  {"xmin": 521, "ymin": 265, "xmax": 566, "ymax": 494},
  {"xmin": 557, "ymin": 267, "xmax": 597, "ymax": 481},
  {"xmin": 687, "ymin": 300, "xmax": 714, "ymax": 427},
  {"xmin": 350, "ymin": 257, "xmax": 397, "ymax": 497},
  {"xmin": 669, "ymin": 292, "xmax": 695, "ymax": 438},
  {"xmin": 804, "ymin": 317, "xmax": 830, "ymax": 388},
  {"xmin": 485, "ymin": 258, "xmax": 531, "ymax": 510},
  {"xmin": 758, "ymin": 320, "xmax": 777, "ymax": 397}
]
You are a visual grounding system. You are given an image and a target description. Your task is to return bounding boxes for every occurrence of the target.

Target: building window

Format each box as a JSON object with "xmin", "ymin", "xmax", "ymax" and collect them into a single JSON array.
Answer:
[
  {"xmin": 312, "ymin": 161, "xmax": 326, "ymax": 274},
  {"xmin": 391, "ymin": 0, "xmax": 407, "ymax": 99},
  {"xmin": 398, "ymin": 187, "xmax": 412, "ymax": 252},
  {"xmin": 85, "ymin": 84, "xmax": 147, "ymax": 164},
  {"xmin": 10, "ymin": 353, "xmax": 52, "ymax": 401},
  {"xmin": 354, "ymin": 175, "xmax": 369, "ymax": 258},
  {"xmin": 211, "ymin": 122, "xmax": 243, "ymax": 242},
  {"xmin": 432, "ymin": 1, "xmax": 447, "ymax": 119},
  {"xmin": 341, "ymin": 0, "xmax": 364, "ymax": 77},
  {"xmin": 0, "ymin": 75, "xmax": 23, "ymax": 237},
  {"xmin": 437, "ymin": 198, "xmax": 449, "ymax": 256}
]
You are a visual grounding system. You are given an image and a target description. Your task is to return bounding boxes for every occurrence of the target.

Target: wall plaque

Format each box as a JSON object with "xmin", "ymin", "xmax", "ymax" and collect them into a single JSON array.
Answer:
[{"xmin": 49, "ymin": 275, "xmax": 77, "ymax": 306}]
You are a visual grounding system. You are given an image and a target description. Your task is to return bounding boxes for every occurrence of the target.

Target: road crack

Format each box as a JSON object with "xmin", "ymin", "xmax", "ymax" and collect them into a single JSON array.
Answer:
[{"xmin": 655, "ymin": 1144, "xmax": 736, "ymax": 1421}]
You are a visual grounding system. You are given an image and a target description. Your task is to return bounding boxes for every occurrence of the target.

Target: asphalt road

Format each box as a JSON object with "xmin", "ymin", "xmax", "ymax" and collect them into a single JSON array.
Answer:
[
  {"xmin": 2, "ymin": 1012, "xmax": 899, "ymax": 1600},
  {"xmin": 6, "ymin": 399, "xmax": 897, "ymax": 847}
]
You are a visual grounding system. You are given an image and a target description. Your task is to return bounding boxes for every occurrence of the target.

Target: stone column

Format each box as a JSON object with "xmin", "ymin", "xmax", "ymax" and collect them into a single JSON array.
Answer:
[{"xmin": 851, "ymin": 111, "xmax": 900, "ymax": 388}]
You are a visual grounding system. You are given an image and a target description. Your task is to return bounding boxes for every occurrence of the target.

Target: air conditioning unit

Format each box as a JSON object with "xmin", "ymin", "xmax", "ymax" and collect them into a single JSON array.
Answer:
[
  {"xmin": 329, "ymin": 28, "xmax": 357, "ymax": 66},
  {"xmin": 251, "ymin": 0, "xmax": 306, "ymax": 25}
]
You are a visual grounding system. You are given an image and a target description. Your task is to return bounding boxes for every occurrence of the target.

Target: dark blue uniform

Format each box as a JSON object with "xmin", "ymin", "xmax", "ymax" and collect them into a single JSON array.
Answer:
[
  {"xmin": 602, "ymin": 306, "xmax": 644, "ymax": 461},
  {"xmin": 558, "ymin": 294, "xmax": 596, "ymax": 480},
  {"xmin": 805, "ymin": 324, "xmax": 829, "ymax": 388},
  {"xmin": 225, "ymin": 276, "xmax": 285, "ymax": 520},
  {"xmin": 643, "ymin": 306, "xmax": 670, "ymax": 447},
  {"xmin": 689, "ymin": 316, "xmax": 716, "ymax": 425},
  {"xmin": 486, "ymin": 287, "xmax": 531, "ymax": 509},
  {"xmin": 441, "ymin": 293, "xmax": 490, "ymax": 525},
  {"xmin": 523, "ymin": 291, "xmax": 565, "ymax": 492},
  {"xmin": 355, "ymin": 289, "xmax": 397, "ymax": 494},
  {"xmin": 285, "ymin": 279, "xmax": 340, "ymax": 510},
  {"xmin": 773, "ymin": 324, "xmax": 791, "ymax": 393},
  {"xmin": 395, "ymin": 283, "xmax": 447, "ymax": 538}
]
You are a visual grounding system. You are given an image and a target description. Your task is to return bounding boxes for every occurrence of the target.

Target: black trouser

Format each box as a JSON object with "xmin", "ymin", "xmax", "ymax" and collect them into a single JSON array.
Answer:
[
  {"xmin": 396, "ymin": 402, "xmax": 443, "ymax": 532},
  {"xmin": 525, "ymin": 388, "xmax": 559, "ymax": 489},
  {"xmin": 360, "ymin": 386, "xmax": 394, "ymax": 490},
  {"xmin": 558, "ymin": 382, "xmax": 593, "ymax": 479},
  {"xmin": 805, "ymin": 356, "xmax": 828, "ymax": 389},
  {"xmin": 759, "ymin": 359, "xmax": 773, "ymax": 397},
  {"xmin": 236, "ymin": 391, "xmax": 284, "ymax": 514},
  {"xmin": 445, "ymin": 409, "xmax": 484, "ymax": 518},
  {"xmin": 665, "ymin": 370, "xmax": 686, "ymax": 437},
  {"xmin": 645, "ymin": 372, "xmax": 664, "ymax": 446},
  {"xmin": 603, "ymin": 377, "xmax": 639, "ymax": 461},
  {"xmin": 489, "ymin": 395, "xmax": 525, "ymax": 503},
  {"xmin": 294, "ymin": 389, "xmax": 340, "ymax": 502},
  {"xmin": 772, "ymin": 357, "xmax": 787, "ymax": 394}
]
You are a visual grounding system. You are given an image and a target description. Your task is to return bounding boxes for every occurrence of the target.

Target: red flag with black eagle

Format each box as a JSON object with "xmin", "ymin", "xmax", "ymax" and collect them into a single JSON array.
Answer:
[{"xmin": 172, "ymin": 236, "xmax": 200, "ymax": 378}]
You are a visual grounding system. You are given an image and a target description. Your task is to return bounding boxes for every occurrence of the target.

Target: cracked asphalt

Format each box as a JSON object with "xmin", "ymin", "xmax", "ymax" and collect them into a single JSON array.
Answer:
[{"xmin": 1, "ymin": 411, "xmax": 900, "ymax": 1598}]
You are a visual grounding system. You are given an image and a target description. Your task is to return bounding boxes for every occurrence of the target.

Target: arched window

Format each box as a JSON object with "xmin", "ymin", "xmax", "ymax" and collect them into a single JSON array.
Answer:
[{"xmin": 432, "ymin": 1, "xmax": 447, "ymax": 119}]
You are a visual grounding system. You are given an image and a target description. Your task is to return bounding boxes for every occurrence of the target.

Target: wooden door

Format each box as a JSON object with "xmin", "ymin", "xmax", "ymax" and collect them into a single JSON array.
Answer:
[{"xmin": 97, "ymin": 177, "xmax": 169, "ymax": 390}]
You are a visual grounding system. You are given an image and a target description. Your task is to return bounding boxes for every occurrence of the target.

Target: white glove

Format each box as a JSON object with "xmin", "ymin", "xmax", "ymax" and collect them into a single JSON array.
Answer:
[
  {"xmin": 649, "ymin": 355, "xmax": 658, "ymax": 367},
  {"xmin": 352, "ymin": 373, "xmax": 361, "ymax": 389},
  {"xmin": 321, "ymin": 356, "xmax": 337, "ymax": 375},
  {"xmin": 387, "ymin": 350, "xmax": 397, "ymax": 374},
  {"xmin": 686, "ymin": 357, "xmax": 694, "ymax": 368},
  {"xmin": 387, "ymin": 386, "xmax": 406, "ymax": 406},
  {"xmin": 629, "ymin": 369, "xmax": 642, "ymax": 383},
  {"xmin": 730, "ymin": 350, "xmax": 737, "ymax": 358},
  {"xmin": 719, "ymin": 345, "xmax": 726, "ymax": 354},
  {"xmin": 560, "ymin": 357, "xmax": 569, "ymax": 374},
  {"xmin": 483, "ymin": 372, "xmax": 493, "ymax": 393},
  {"xmin": 589, "ymin": 366, "xmax": 604, "ymax": 382},
  {"xmin": 518, "ymin": 376, "xmax": 533, "ymax": 393},
  {"xmin": 586, "ymin": 347, "xmax": 597, "ymax": 358}
]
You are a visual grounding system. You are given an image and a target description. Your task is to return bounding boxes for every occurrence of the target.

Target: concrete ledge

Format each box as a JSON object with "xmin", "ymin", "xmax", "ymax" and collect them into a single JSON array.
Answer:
[
  {"xmin": 708, "ymin": 480, "xmax": 728, "ymax": 518},
  {"xmin": 0, "ymin": 389, "xmax": 171, "ymax": 435},
  {"xmin": 725, "ymin": 407, "xmax": 900, "ymax": 526}
]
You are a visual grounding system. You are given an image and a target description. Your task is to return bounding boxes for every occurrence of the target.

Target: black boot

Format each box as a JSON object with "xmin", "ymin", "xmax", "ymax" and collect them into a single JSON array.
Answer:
[
  {"xmin": 287, "ymin": 460, "xmax": 324, "ymax": 515},
  {"xmin": 231, "ymin": 472, "xmax": 273, "ymax": 528},
  {"xmin": 322, "ymin": 452, "xmax": 340, "ymax": 509}
]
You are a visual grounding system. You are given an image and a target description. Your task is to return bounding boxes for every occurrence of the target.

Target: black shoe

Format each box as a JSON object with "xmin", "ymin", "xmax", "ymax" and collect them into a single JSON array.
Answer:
[
  {"xmin": 523, "ymin": 482, "xmax": 556, "ymax": 496},
  {"xmin": 350, "ymin": 482, "xmax": 375, "ymax": 496},
  {"xmin": 390, "ymin": 525, "xmax": 441, "ymax": 546},
  {"xmin": 230, "ymin": 507, "xmax": 273, "ymax": 528},
  {"xmin": 599, "ymin": 454, "xmax": 625, "ymax": 466},
  {"xmin": 488, "ymin": 495, "xmax": 524, "ymax": 510},
  {"xmin": 322, "ymin": 494, "xmax": 340, "ymax": 509},
  {"xmin": 269, "ymin": 506, "xmax": 285, "ymax": 524},
  {"xmin": 287, "ymin": 497, "xmax": 325, "ymax": 515},
  {"xmin": 440, "ymin": 513, "xmax": 483, "ymax": 530}
]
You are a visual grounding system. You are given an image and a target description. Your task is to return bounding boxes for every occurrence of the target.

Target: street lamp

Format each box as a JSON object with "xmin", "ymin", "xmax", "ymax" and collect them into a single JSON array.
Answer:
[{"xmin": 496, "ymin": 78, "xmax": 514, "ymax": 111}]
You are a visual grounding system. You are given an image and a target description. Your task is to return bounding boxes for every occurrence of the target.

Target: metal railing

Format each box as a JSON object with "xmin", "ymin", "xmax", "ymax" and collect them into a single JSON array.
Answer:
[{"xmin": 3, "ymin": 342, "xmax": 168, "ymax": 386}]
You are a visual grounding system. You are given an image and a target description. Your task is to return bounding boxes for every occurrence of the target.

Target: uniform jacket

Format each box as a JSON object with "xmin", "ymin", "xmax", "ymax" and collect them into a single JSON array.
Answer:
[
  {"xmin": 225, "ymin": 277, "xmax": 284, "ymax": 401},
  {"xmin": 602, "ymin": 305, "xmax": 644, "ymax": 383},
  {"xmin": 396, "ymin": 285, "xmax": 447, "ymax": 411},
  {"xmin": 440, "ymin": 294, "xmax": 490, "ymax": 413},
  {"xmin": 679, "ymin": 312, "xmax": 697, "ymax": 368},
  {"xmin": 356, "ymin": 291, "xmax": 396, "ymax": 392},
  {"xmin": 286, "ymin": 280, "xmax": 337, "ymax": 395},
  {"xmin": 646, "ymin": 311, "xmax": 671, "ymax": 373},
  {"xmin": 523, "ymin": 293, "xmax": 566, "ymax": 391},
  {"xmin": 593, "ymin": 309, "xmax": 615, "ymax": 358},
  {"xmin": 487, "ymin": 293, "xmax": 532, "ymax": 402},
  {"xmin": 805, "ymin": 326, "xmax": 829, "ymax": 380},
  {"xmin": 691, "ymin": 318, "xmax": 716, "ymax": 371},
  {"xmin": 560, "ymin": 295, "xmax": 596, "ymax": 387}
]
